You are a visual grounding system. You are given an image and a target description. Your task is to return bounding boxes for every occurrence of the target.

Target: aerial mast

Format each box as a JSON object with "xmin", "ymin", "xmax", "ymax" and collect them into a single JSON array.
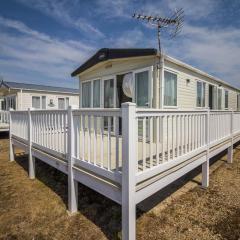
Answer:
[{"xmin": 132, "ymin": 9, "xmax": 184, "ymax": 108}]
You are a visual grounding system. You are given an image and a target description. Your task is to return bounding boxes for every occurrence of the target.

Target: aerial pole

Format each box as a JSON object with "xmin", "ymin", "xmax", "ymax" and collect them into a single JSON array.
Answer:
[{"xmin": 132, "ymin": 9, "xmax": 184, "ymax": 108}]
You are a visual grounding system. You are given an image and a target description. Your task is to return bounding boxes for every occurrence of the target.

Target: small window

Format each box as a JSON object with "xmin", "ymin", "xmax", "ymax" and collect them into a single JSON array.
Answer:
[
  {"xmin": 42, "ymin": 96, "xmax": 46, "ymax": 109},
  {"xmin": 224, "ymin": 90, "xmax": 228, "ymax": 109},
  {"xmin": 237, "ymin": 94, "xmax": 240, "ymax": 111},
  {"xmin": 93, "ymin": 79, "xmax": 100, "ymax": 107},
  {"xmin": 196, "ymin": 81, "xmax": 206, "ymax": 107},
  {"xmin": 82, "ymin": 81, "xmax": 91, "ymax": 108},
  {"xmin": 32, "ymin": 96, "xmax": 40, "ymax": 109},
  {"xmin": 135, "ymin": 71, "xmax": 149, "ymax": 107},
  {"xmin": 66, "ymin": 97, "xmax": 69, "ymax": 108},
  {"xmin": 218, "ymin": 89, "xmax": 222, "ymax": 110},
  {"xmin": 58, "ymin": 98, "xmax": 65, "ymax": 109},
  {"xmin": 164, "ymin": 71, "xmax": 177, "ymax": 106}
]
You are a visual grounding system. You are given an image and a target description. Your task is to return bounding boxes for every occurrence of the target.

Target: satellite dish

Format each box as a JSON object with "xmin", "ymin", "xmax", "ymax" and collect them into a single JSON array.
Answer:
[{"xmin": 122, "ymin": 73, "xmax": 133, "ymax": 98}]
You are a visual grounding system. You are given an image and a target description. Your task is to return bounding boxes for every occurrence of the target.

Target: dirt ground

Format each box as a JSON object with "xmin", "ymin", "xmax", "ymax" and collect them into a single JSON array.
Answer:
[{"xmin": 0, "ymin": 132, "xmax": 239, "ymax": 240}]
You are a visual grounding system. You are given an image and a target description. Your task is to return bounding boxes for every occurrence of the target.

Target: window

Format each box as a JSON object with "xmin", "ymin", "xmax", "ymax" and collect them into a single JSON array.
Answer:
[
  {"xmin": 66, "ymin": 97, "xmax": 69, "ymax": 108},
  {"xmin": 237, "ymin": 94, "xmax": 240, "ymax": 111},
  {"xmin": 224, "ymin": 90, "xmax": 228, "ymax": 109},
  {"xmin": 104, "ymin": 79, "xmax": 114, "ymax": 108},
  {"xmin": 42, "ymin": 96, "xmax": 46, "ymax": 109},
  {"xmin": 32, "ymin": 96, "xmax": 40, "ymax": 109},
  {"xmin": 164, "ymin": 71, "xmax": 177, "ymax": 106},
  {"xmin": 218, "ymin": 88, "xmax": 222, "ymax": 110},
  {"xmin": 58, "ymin": 98, "xmax": 65, "ymax": 109},
  {"xmin": 82, "ymin": 81, "xmax": 91, "ymax": 108},
  {"xmin": 135, "ymin": 71, "xmax": 149, "ymax": 107},
  {"xmin": 93, "ymin": 79, "xmax": 100, "ymax": 107},
  {"xmin": 196, "ymin": 81, "xmax": 206, "ymax": 107}
]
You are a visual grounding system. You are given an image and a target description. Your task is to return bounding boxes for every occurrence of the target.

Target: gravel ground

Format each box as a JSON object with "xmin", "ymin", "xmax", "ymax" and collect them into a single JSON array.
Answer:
[{"xmin": 0, "ymin": 133, "xmax": 239, "ymax": 240}]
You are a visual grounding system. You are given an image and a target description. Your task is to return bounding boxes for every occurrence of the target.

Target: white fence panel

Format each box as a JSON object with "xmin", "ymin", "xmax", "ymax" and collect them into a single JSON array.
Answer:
[
  {"xmin": 136, "ymin": 110, "xmax": 207, "ymax": 172},
  {"xmin": 31, "ymin": 110, "xmax": 68, "ymax": 154},
  {"xmin": 11, "ymin": 111, "xmax": 28, "ymax": 140},
  {"xmin": 233, "ymin": 112, "xmax": 240, "ymax": 134},
  {"xmin": 209, "ymin": 111, "xmax": 231, "ymax": 143},
  {"xmin": 72, "ymin": 109, "xmax": 122, "ymax": 172},
  {"xmin": 0, "ymin": 111, "xmax": 9, "ymax": 124}
]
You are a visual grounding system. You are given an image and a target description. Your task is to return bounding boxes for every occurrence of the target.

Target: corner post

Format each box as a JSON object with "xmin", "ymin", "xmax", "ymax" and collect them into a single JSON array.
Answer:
[
  {"xmin": 67, "ymin": 105, "xmax": 78, "ymax": 213},
  {"xmin": 9, "ymin": 109, "xmax": 15, "ymax": 162},
  {"xmin": 227, "ymin": 110, "xmax": 234, "ymax": 163},
  {"xmin": 121, "ymin": 102, "xmax": 136, "ymax": 240},
  {"xmin": 28, "ymin": 108, "xmax": 35, "ymax": 179},
  {"xmin": 202, "ymin": 109, "xmax": 210, "ymax": 188}
]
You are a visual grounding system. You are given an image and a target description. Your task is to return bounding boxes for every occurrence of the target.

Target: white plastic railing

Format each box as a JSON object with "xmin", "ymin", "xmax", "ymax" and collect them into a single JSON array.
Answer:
[
  {"xmin": 11, "ymin": 111, "xmax": 28, "ymax": 140},
  {"xmin": 209, "ymin": 111, "xmax": 232, "ymax": 143},
  {"xmin": 72, "ymin": 108, "xmax": 122, "ymax": 172},
  {"xmin": 31, "ymin": 110, "xmax": 68, "ymax": 154},
  {"xmin": 0, "ymin": 111, "xmax": 9, "ymax": 124},
  {"xmin": 9, "ymin": 107, "xmax": 240, "ymax": 175},
  {"xmin": 233, "ymin": 112, "xmax": 240, "ymax": 134},
  {"xmin": 136, "ymin": 110, "xmax": 208, "ymax": 172}
]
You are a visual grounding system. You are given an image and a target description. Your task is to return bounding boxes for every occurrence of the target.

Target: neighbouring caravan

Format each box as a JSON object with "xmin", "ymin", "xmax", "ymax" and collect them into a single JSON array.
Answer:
[
  {"xmin": 71, "ymin": 48, "xmax": 240, "ymax": 111},
  {"xmin": 0, "ymin": 80, "xmax": 79, "ymax": 110}
]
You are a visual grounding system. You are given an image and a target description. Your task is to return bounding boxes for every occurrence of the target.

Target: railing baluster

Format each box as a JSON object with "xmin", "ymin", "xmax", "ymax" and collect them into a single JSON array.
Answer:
[
  {"xmin": 161, "ymin": 116, "xmax": 165, "ymax": 163},
  {"xmin": 107, "ymin": 116, "xmax": 111, "ymax": 170},
  {"xmin": 115, "ymin": 116, "xmax": 119, "ymax": 171},
  {"xmin": 150, "ymin": 116, "xmax": 153, "ymax": 168},
  {"xmin": 156, "ymin": 116, "xmax": 160, "ymax": 164},
  {"xmin": 93, "ymin": 116, "xmax": 97, "ymax": 165},
  {"xmin": 142, "ymin": 117, "xmax": 146, "ymax": 170}
]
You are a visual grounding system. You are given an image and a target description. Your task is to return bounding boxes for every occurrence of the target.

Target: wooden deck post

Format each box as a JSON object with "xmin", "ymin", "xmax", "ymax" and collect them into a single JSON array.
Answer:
[
  {"xmin": 202, "ymin": 109, "xmax": 210, "ymax": 188},
  {"xmin": 28, "ymin": 108, "xmax": 35, "ymax": 179},
  {"xmin": 9, "ymin": 109, "xmax": 15, "ymax": 162},
  {"xmin": 227, "ymin": 110, "xmax": 234, "ymax": 163},
  {"xmin": 121, "ymin": 102, "xmax": 136, "ymax": 240},
  {"xmin": 67, "ymin": 105, "xmax": 78, "ymax": 214}
]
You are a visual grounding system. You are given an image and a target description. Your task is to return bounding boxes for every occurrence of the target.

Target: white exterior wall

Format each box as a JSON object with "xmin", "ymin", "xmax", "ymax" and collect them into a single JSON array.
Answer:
[
  {"xmin": 164, "ymin": 59, "xmax": 240, "ymax": 111},
  {"xmin": 16, "ymin": 90, "xmax": 79, "ymax": 110},
  {"xmin": 77, "ymin": 55, "xmax": 240, "ymax": 111}
]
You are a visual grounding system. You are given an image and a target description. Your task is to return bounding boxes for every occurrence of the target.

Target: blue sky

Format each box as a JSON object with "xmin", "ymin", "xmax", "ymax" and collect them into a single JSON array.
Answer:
[{"xmin": 0, "ymin": 0, "xmax": 240, "ymax": 89}]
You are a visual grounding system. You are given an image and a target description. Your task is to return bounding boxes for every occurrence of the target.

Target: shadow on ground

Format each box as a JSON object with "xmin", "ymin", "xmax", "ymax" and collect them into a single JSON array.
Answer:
[{"xmin": 11, "ymin": 141, "xmax": 238, "ymax": 239}]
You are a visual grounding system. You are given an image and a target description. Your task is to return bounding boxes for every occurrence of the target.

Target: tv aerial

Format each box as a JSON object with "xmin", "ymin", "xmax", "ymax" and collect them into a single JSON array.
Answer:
[{"xmin": 132, "ymin": 8, "xmax": 184, "ymax": 55}]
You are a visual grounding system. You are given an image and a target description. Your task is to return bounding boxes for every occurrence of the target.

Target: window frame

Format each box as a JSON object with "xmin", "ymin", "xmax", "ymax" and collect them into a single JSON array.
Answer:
[
  {"xmin": 163, "ymin": 69, "xmax": 178, "ymax": 108},
  {"xmin": 101, "ymin": 75, "xmax": 117, "ymax": 108},
  {"xmin": 133, "ymin": 67, "xmax": 152, "ymax": 108},
  {"xmin": 41, "ymin": 96, "xmax": 47, "ymax": 109},
  {"xmin": 58, "ymin": 97, "xmax": 65, "ymax": 109},
  {"xmin": 224, "ymin": 89, "xmax": 229, "ymax": 109},
  {"xmin": 93, "ymin": 79, "xmax": 101, "ymax": 108},
  {"xmin": 196, "ymin": 80, "xmax": 206, "ymax": 108},
  {"xmin": 32, "ymin": 96, "xmax": 41, "ymax": 109},
  {"xmin": 81, "ymin": 80, "xmax": 92, "ymax": 108},
  {"xmin": 217, "ymin": 88, "xmax": 223, "ymax": 110}
]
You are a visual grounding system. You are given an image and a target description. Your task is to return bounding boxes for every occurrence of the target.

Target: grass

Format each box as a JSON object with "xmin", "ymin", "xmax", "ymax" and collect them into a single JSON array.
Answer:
[{"xmin": 0, "ymin": 133, "xmax": 239, "ymax": 240}]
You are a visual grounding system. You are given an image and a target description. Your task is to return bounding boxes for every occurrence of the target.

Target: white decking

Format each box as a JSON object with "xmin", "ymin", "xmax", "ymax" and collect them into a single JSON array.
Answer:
[
  {"xmin": 8, "ymin": 104, "xmax": 240, "ymax": 240},
  {"xmin": 0, "ymin": 111, "xmax": 9, "ymax": 132}
]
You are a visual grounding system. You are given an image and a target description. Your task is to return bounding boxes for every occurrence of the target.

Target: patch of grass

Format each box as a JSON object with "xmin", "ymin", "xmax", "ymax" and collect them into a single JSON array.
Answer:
[{"xmin": 0, "ymin": 136, "xmax": 239, "ymax": 240}]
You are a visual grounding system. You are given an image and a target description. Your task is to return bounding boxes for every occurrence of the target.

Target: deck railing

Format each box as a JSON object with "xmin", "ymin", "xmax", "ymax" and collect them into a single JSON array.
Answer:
[
  {"xmin": 8, "ymin": 104, "xmax": 240, "ymax": 240},
  {"xmin": 0, "ymin": 110, "xmax": 9, "ymax": 124},
  {"xmin": 9, "ymin": 107, "xmax": 240, "ymax": 174},
  {"xmin": 136, "ymin": 110, "xmax": 208, "ymax": 172}
]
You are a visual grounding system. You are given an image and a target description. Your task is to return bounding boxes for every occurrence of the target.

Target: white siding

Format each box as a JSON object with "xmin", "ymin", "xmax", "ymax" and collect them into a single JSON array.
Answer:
[
  {"xmin": 16, "ymin": 90, "xmax": 79, "ymax": 110},
  {"xmin": 77, "ymin": 55, "xmax": 240, "ymax": 111},
  {"xmin": 164, "ymin": 59, "xmax": 239, "ymax": 110}
]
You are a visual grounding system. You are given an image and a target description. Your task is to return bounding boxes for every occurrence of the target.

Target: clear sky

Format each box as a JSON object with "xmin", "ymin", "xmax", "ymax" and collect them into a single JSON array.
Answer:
[{"xmin": 0, "ymin": 0, "xmax": 239, "ymax": 89}]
